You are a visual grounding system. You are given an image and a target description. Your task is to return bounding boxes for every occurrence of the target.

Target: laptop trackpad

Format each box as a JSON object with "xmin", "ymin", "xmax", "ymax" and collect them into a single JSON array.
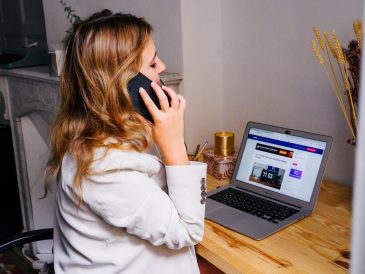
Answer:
[{"xmin": 208, "ymin": 207, "xmax": 249, "ymax": 225}]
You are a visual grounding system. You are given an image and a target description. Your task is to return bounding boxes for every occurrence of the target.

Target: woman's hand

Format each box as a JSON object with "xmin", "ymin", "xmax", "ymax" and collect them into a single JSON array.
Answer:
[{"xmin": 139, "ymin": 82, "xmax": 189, "ymax": 165}]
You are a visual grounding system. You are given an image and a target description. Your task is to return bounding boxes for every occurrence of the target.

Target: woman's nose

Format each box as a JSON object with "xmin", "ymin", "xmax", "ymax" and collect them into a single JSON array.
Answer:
[{"xmin": 157, "ymin": 58, "xmax": 166, "ymax": 74}]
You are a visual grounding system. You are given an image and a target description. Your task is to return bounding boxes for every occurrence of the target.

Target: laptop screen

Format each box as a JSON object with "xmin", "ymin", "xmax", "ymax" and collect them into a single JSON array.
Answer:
[{"xmin": 235, "ymin": 128, "xmax": 327, "ymax": 202}]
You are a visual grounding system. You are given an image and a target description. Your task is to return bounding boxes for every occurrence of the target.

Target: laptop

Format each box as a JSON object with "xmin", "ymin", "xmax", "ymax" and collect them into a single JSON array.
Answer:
[{"xmin": 205, "ymin": 121, "xmax": 332, "ymax": 240}]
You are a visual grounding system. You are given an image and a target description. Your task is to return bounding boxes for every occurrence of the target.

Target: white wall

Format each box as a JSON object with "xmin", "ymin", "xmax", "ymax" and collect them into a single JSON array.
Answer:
[
  {"xmin": 42, "ymin": 0, "xmax": 182, "ymax": 73},
  {"xmin": 180, "ymin": 0, "xmax": 223, "ymax": 151},
  {"xmin": 180, "ymin": 0, "xmax": 362, "ymax": 185},
  {"xmin": 219, "ymin": 0, "xmax": 362, "ymax": 185}
]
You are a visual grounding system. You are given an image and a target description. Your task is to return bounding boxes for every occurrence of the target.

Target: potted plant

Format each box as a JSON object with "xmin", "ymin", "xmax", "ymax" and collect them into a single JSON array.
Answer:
[
  {"xmin": 49, "ymin": 0, "xmax": 81, "ymax": 77},
  {"xmin": 311, "ymin": 21, "xmax": 362, "ymax": 145}
]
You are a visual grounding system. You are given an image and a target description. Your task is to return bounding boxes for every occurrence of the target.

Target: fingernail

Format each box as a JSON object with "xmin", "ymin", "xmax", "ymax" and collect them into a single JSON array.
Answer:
[{"xmin": 139, "ymin": 87, "xmax": 145, "ymax": 93}]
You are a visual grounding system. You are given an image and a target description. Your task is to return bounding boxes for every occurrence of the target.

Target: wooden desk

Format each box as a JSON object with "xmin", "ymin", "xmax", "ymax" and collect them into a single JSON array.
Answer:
[{"xmin": 197, "ymin": 175, "xmax": 352, "ymax": 273}]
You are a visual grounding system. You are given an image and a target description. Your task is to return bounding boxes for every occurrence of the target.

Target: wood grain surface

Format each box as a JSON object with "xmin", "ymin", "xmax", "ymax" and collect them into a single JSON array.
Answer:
[{"xmin": 197, "ymin": 175, "xmax": 352, "ymax": 273}]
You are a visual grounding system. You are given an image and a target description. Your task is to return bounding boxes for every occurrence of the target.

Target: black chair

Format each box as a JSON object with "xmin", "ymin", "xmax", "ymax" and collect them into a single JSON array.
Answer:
[{"xmin": 0, "ymin": 228, "xmax": 54, "ymax": 274}]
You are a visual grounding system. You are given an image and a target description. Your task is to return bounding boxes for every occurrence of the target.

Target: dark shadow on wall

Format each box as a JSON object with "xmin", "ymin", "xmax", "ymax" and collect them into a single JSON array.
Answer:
[{"xmin": 0, "ymin": 124, "xmax": 23, "ymax": 240}]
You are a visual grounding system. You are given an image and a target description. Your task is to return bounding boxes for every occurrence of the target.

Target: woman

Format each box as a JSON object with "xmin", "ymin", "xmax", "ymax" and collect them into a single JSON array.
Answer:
[{"xmin": 47, "ymin": 9, "xmax": 207, "ymax": 274}]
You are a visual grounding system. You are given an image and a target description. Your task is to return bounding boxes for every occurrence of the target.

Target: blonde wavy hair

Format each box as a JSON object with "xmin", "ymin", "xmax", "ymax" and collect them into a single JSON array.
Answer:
[{"xmin": 46, "ymin": 10, "xmax": 153, "ymax": 201}]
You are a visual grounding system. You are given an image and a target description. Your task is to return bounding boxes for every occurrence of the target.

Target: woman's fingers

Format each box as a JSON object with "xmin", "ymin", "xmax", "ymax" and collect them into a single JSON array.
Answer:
[
  {"xmin": 139, "ymin": 83, "xmax": 185, "ymax": 122},
  {"xmin": 161, "ymin": 85, "xmax": 179, "ymax": 109},
  {"xmin": 177, "ymin": 94, "xmax": 186, "ymax": 113},
  {"xmin": 139, "ymin": 87, "xmax": 159, "ymax": 116},
  {"xmin": 151, "ymin": 82, "xmax": 170, "ymax": 110}
]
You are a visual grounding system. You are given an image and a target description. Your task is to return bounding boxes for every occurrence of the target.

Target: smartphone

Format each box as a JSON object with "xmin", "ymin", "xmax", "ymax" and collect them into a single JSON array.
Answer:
[{"xmin": 127, "ymin": 72, "xmax": 162, "ymax": 122}]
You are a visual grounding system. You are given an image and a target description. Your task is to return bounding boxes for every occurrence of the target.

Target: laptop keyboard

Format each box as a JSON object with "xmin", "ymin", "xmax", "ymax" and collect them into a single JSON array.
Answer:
[{"xmin": 208, "ymin": 188, "xmax": 299, "ymax": 223}]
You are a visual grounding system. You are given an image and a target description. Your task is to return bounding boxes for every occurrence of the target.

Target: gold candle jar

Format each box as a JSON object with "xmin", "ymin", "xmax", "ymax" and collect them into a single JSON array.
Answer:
[{"xmin": 214, "ymin": 131, "xmax": 235, "ymax": 156}]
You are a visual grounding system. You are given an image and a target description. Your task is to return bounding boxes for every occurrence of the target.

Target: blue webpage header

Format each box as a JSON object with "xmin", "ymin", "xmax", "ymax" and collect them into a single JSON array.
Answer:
[{"xmin": 248, "ymin": 134, "xmax": 324, "ymax": 155}]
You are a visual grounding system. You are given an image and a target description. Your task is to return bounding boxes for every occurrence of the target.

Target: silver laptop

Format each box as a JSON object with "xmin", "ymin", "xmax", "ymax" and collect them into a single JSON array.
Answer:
[{"xmin": 205, "ymin": 122, "xmax": 332, "ymax": 240}]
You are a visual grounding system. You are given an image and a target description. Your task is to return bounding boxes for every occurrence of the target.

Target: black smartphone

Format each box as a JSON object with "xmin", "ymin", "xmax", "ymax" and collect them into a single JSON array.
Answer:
[{"xmin": 127, "ymin": 72, "xmax": 162, "ymax": 122}]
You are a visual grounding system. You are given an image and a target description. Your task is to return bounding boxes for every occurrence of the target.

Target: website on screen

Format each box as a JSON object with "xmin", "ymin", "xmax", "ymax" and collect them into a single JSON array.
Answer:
[{"xmin": 235, "ymin": 128, "xmax": 326, "ymax": 202}]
